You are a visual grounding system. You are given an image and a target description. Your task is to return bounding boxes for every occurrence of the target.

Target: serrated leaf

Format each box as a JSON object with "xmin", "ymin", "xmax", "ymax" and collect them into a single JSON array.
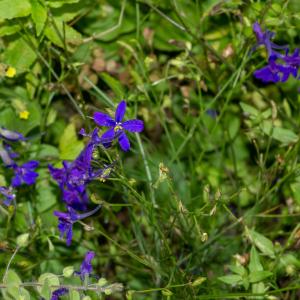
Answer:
[
  {"xmin": 100, "ymin": 73, "xmax": 125, "ymax": 99},
  {"xmin": 248, "ymin": 229, "xmax": 275, "ymax": 258},
  {"xmin": 218, "ymin": 274, "xmax": 242, "ymax": 285},
  {"xmin": 59, "ymin": 123, "xmax": 84, "ymax": 160},
  {"xmin": 249, "ymin": 271, "xmax": 273, "ymax": 283},
  {"xmin": 3, "ymin": 37, "xmax": 37, "ymax": 73},
  {"xmin": 0, "ymin": 0, "xmax": 31, "ymax": 21},
  {"xmin": 30, "ymin": 0, "xmax": 47, "ymax": 36},
  {"xmin": 45, "ymin": 20, "xmax": 82, "ymax": 48}
]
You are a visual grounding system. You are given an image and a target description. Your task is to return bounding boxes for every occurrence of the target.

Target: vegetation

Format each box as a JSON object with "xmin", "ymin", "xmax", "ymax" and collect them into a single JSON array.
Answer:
[{"xmin": 0, "ymin": 0, "xmax": 300, "ymax": 299}]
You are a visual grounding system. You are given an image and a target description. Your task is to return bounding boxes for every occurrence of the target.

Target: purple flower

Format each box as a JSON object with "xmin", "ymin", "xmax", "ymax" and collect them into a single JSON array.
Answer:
[
  {"xmin": 54, "ymin": 205, "xmax": 101, "ymax": 246},
  {"xmin": 0, "ymin": 128, "xmax": 25, "ymax": 142},
  {"xmin": 0, "ymin": 186, "xmax": 15, "ymax": 206},
  {"xmin": 252, "ymin": 22, "xmax": 288, "ymax": 58},
  {"xmin": 254, "ymin": 55, "xmax": 299, "ymax": 83},
  {"xmin": 51, "ymin": 288, "xmax": 68, "ymax": 300},
  {"xmin": 76, "ymin": 251, "xmax": 95, "ymax": 281},
  {"xmin": 0, "ymin": 146, "xmax": 14, "ymax": 166},
  {"xmin": 93, "ymin": 100, "xmax": 144, "ymax": 151},
  {"xmin": 11, "ymin": 161, "xmax": 39, "ymax": 187},
  {"xmin": 49, "ymin": 128, "xmax": 114, "ymax": 210}
]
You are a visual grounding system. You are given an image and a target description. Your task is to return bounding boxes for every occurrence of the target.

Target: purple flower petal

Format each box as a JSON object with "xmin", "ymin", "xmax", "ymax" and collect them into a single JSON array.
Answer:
[
  {"xmin": 0, "ymin": 128, "xmax": 25, "ymax": 141},
  {"xmin": 115, "ymin": 101, "xmax": 126, "ymax": 122},
  {"xmin": 122, "ymin": 119, "xmax": 144, "ymax": 132},
  {"xmin": 118, "ymin": 132, "xmax": 130, "ymax": 151},
  {"xmin": 93, "ymin": 112, "xmax": 115, "ymax": 127},
  {"xmin": 22, "ymin": 160, "xmax": 39, "ymax": 169},
  {"xmin": 11, "ymin": 175, "xmax": 22, "ymax": 187},
  {"xmin": 101, "ymin": 128, "xmax": 115, "ymax": 145}
]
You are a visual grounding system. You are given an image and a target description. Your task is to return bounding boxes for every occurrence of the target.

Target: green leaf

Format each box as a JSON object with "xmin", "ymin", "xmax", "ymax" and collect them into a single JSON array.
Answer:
[
  {"xmin": 69, "ymin": 290, "xmax": 81, "ymax": 300},
  {"xmin": 0, "ymin": 0, "xmax": 31, "ymax": 20},
  {"xmin": 3, "ymin": 37, "xmax": 37, "ymax": 73},
  {"xmin": 228, "ymin": 265, "xmax": 246, "ymax": 276},
  {"xmin": 3, "ymin": 270, "xmax": 30, "ymax": 300},
  {"xmin": 249, "ymin": 271, "xmax": 273, "ymax": 283},
  {"xmin": 218, "ymin": 274, "xmax": 242, "ymax": 285},
  {"xmin": 36, "ymin": 169, "xmax": 57, "ymax": 213},
  {"xmin": 47, "ymin": 0, "xmax": 80, "ymax": 8},
  {"xmin": 44, "ymin": 20, "xmax": 82, "ymax": 48},
  {"xmin": 249, "ymin": 246, "xmax": 263, "ymax": 273},
  {"xmin": 37, "ymin": 273, "xmax": 60, "ymax": 299},
  {"xmin": 0, "ymin": 21, "xmax": 21, "ymax": 36},
  {"xmin": 240, "ymin": 102, "xmax": 259, "ymax": 117},
  {"xmin": 248, "ymin": 229, "xmax": 275, "ymax": 258},
  {"xmin": 30, "ymin": 0, "xmax": 47, "ymax": 36},
  {"xmin": 59, "ymin": 123, "xmax": 84, "ymax": 160},
  {"xmin": 100, "ymin": 73, "xmax": 125, "ymax": 99},
  {"xmin": 272, "ymin": 127, "xmax": 298, "ymax": 144}
]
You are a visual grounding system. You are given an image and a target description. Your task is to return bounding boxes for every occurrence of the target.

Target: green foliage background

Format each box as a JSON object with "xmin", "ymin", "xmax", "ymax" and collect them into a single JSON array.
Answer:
[{"xmin": 0, "ymin": 0, "xmax": 300, "ymax": 299}]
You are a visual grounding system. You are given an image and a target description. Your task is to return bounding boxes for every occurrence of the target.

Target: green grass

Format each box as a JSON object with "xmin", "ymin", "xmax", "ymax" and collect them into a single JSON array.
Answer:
[{"xmin": 1, "ymin": 0, "xmax": 300, "ymax": 299}]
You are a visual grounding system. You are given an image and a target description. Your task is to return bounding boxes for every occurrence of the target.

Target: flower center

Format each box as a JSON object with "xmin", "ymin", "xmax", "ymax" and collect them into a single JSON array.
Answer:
[{"xmin": 114, "ymin": 124, "xmax": 123, "ymax": 132}]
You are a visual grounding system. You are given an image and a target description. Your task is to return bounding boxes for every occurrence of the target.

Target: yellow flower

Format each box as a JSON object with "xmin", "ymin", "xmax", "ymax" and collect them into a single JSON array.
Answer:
[
  {"xmin": 5, "ymin": 66, "xmax": 16, "ymax": 78},
  {"xmin": 19, "ymin": 110, "xmax": 30, "ymax": 120}
]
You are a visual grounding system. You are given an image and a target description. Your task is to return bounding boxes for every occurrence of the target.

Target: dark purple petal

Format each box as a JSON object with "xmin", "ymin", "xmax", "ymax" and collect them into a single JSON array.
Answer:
[
  {"xmin": 93, "ymin": 112, "xmax": 115, "ymax": 127},
  {"xmin": 22, "ymin": 171, "xmax": 38, "ymax": 185},
  {"xmin": 122, "ymin": 119, "xmax": 144, "ymax": 132},
  {"xmin": 254, "ymin": 65, "xmax": 280, "ymax": 83},
  {"xmin": 118, "ymin": 132, "xmax": 130, "ymax": 151},
  {"xmin": 11, "ymin": 175, "xmax": 22, "ymax": 187},
  {"xmin": 101, "ymin": 128, "xmax": 115, "ymax": 146},
  {"xmin": 79, "ymin": 251, "xmax": 95, "ymax": 281},
  {"xmin": 115, "ymin": 101, "xmax": 126, "ymax": 122},
  {"xmin": 51, "ymin": 288, "xmax": 68, "ymax": 300},
  {"xmin": 22, "ymin": 161, "xmax": 39, "ymax": 169}
]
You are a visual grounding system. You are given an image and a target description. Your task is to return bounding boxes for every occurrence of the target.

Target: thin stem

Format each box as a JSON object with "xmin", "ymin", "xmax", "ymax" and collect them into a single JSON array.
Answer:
[{"xmin": 2, "ymin": 246, "xmax": 20, "ymax": 283}]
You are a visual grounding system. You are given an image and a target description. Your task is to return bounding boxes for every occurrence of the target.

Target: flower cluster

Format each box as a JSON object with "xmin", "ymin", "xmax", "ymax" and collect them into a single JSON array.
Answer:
[
  {"xmin": 0, "ymin": 128, "xmax": 39, "ymax": 207},
  {"xmin": 252, "ymin": 22, "xmax": 300, "ymax": 83},
  {"xmin": 49, "ymin": 100, "xmax": 144, "ymax": 245}
]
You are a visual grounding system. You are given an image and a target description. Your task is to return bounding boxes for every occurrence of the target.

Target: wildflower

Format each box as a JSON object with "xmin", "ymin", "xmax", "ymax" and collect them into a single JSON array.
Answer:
[
  {"xmin": 11, "ymin": 161, "xmax": 39, "ymax": 187},
  {"xmin": 0, "ymin": 186, "xmax": 15, "ymax": 206},
  {"xmin": 54, "ymin": 205, "xmax": 101, "ymax": 246},
  {"xmin": 5, "ymin": 66, "xmax": 16, "ymax": 78},
  {"xmin": 75, "ymin": 251, "xmax": 95, "ymax": 281},
  {"xmin": 93, "ymin": 100, "xmax": 144, "ymax": 151},
  {"xmin": 252, "ymin": 22, "xmax": 288, "ymax": 58},
  {"xmin": 19, "ymin": 110, "xmax": 30, "ymax": 120},
  {"xmin": 50, "ymin": 288, "xmax": 68, "ymax": 300},
  {"xmin": 252, "ymin": 22, "xmax": 300, "ymax": 83},
  {"xmin": 0, "ymin": 127, "xmax": 25, "ymax": 142}
]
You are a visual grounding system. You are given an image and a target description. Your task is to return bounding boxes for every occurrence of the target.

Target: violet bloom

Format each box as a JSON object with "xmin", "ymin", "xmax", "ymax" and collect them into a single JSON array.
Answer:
[
  {"xmin": 0, "ymin": 127, "xmax": 25, "ymax": 142},
  {"xmin": 254, "ymin": 55, "xmax": 298, "ymax": 83},
  {"xmin": 76, "ymin": 251, "xmax": 95, "ymax": 281},
  {"xmin": 50, "ymin": 288, "xmax": 68, "ymax": 300},
  {"xmin": 49, "ymin": 129, "xmax": 103, "ymax": 210},
  {"xmin": 0, "ymin": 186, "xmax": 15, "ymax": 206},
  {"xmin": 252, "ymin": 22, "xmax": 288, "ymax": 58},
  {"xmin": 93, "ymin": 100, "xmax": 144, "ymax": 151},
  {"xmin": 11, "ymin": 161, "xmax": 39, "ymax": 187},
  {"xmin": 54, "ymin": 205, "xmax": 101, "ymax": 246}
]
